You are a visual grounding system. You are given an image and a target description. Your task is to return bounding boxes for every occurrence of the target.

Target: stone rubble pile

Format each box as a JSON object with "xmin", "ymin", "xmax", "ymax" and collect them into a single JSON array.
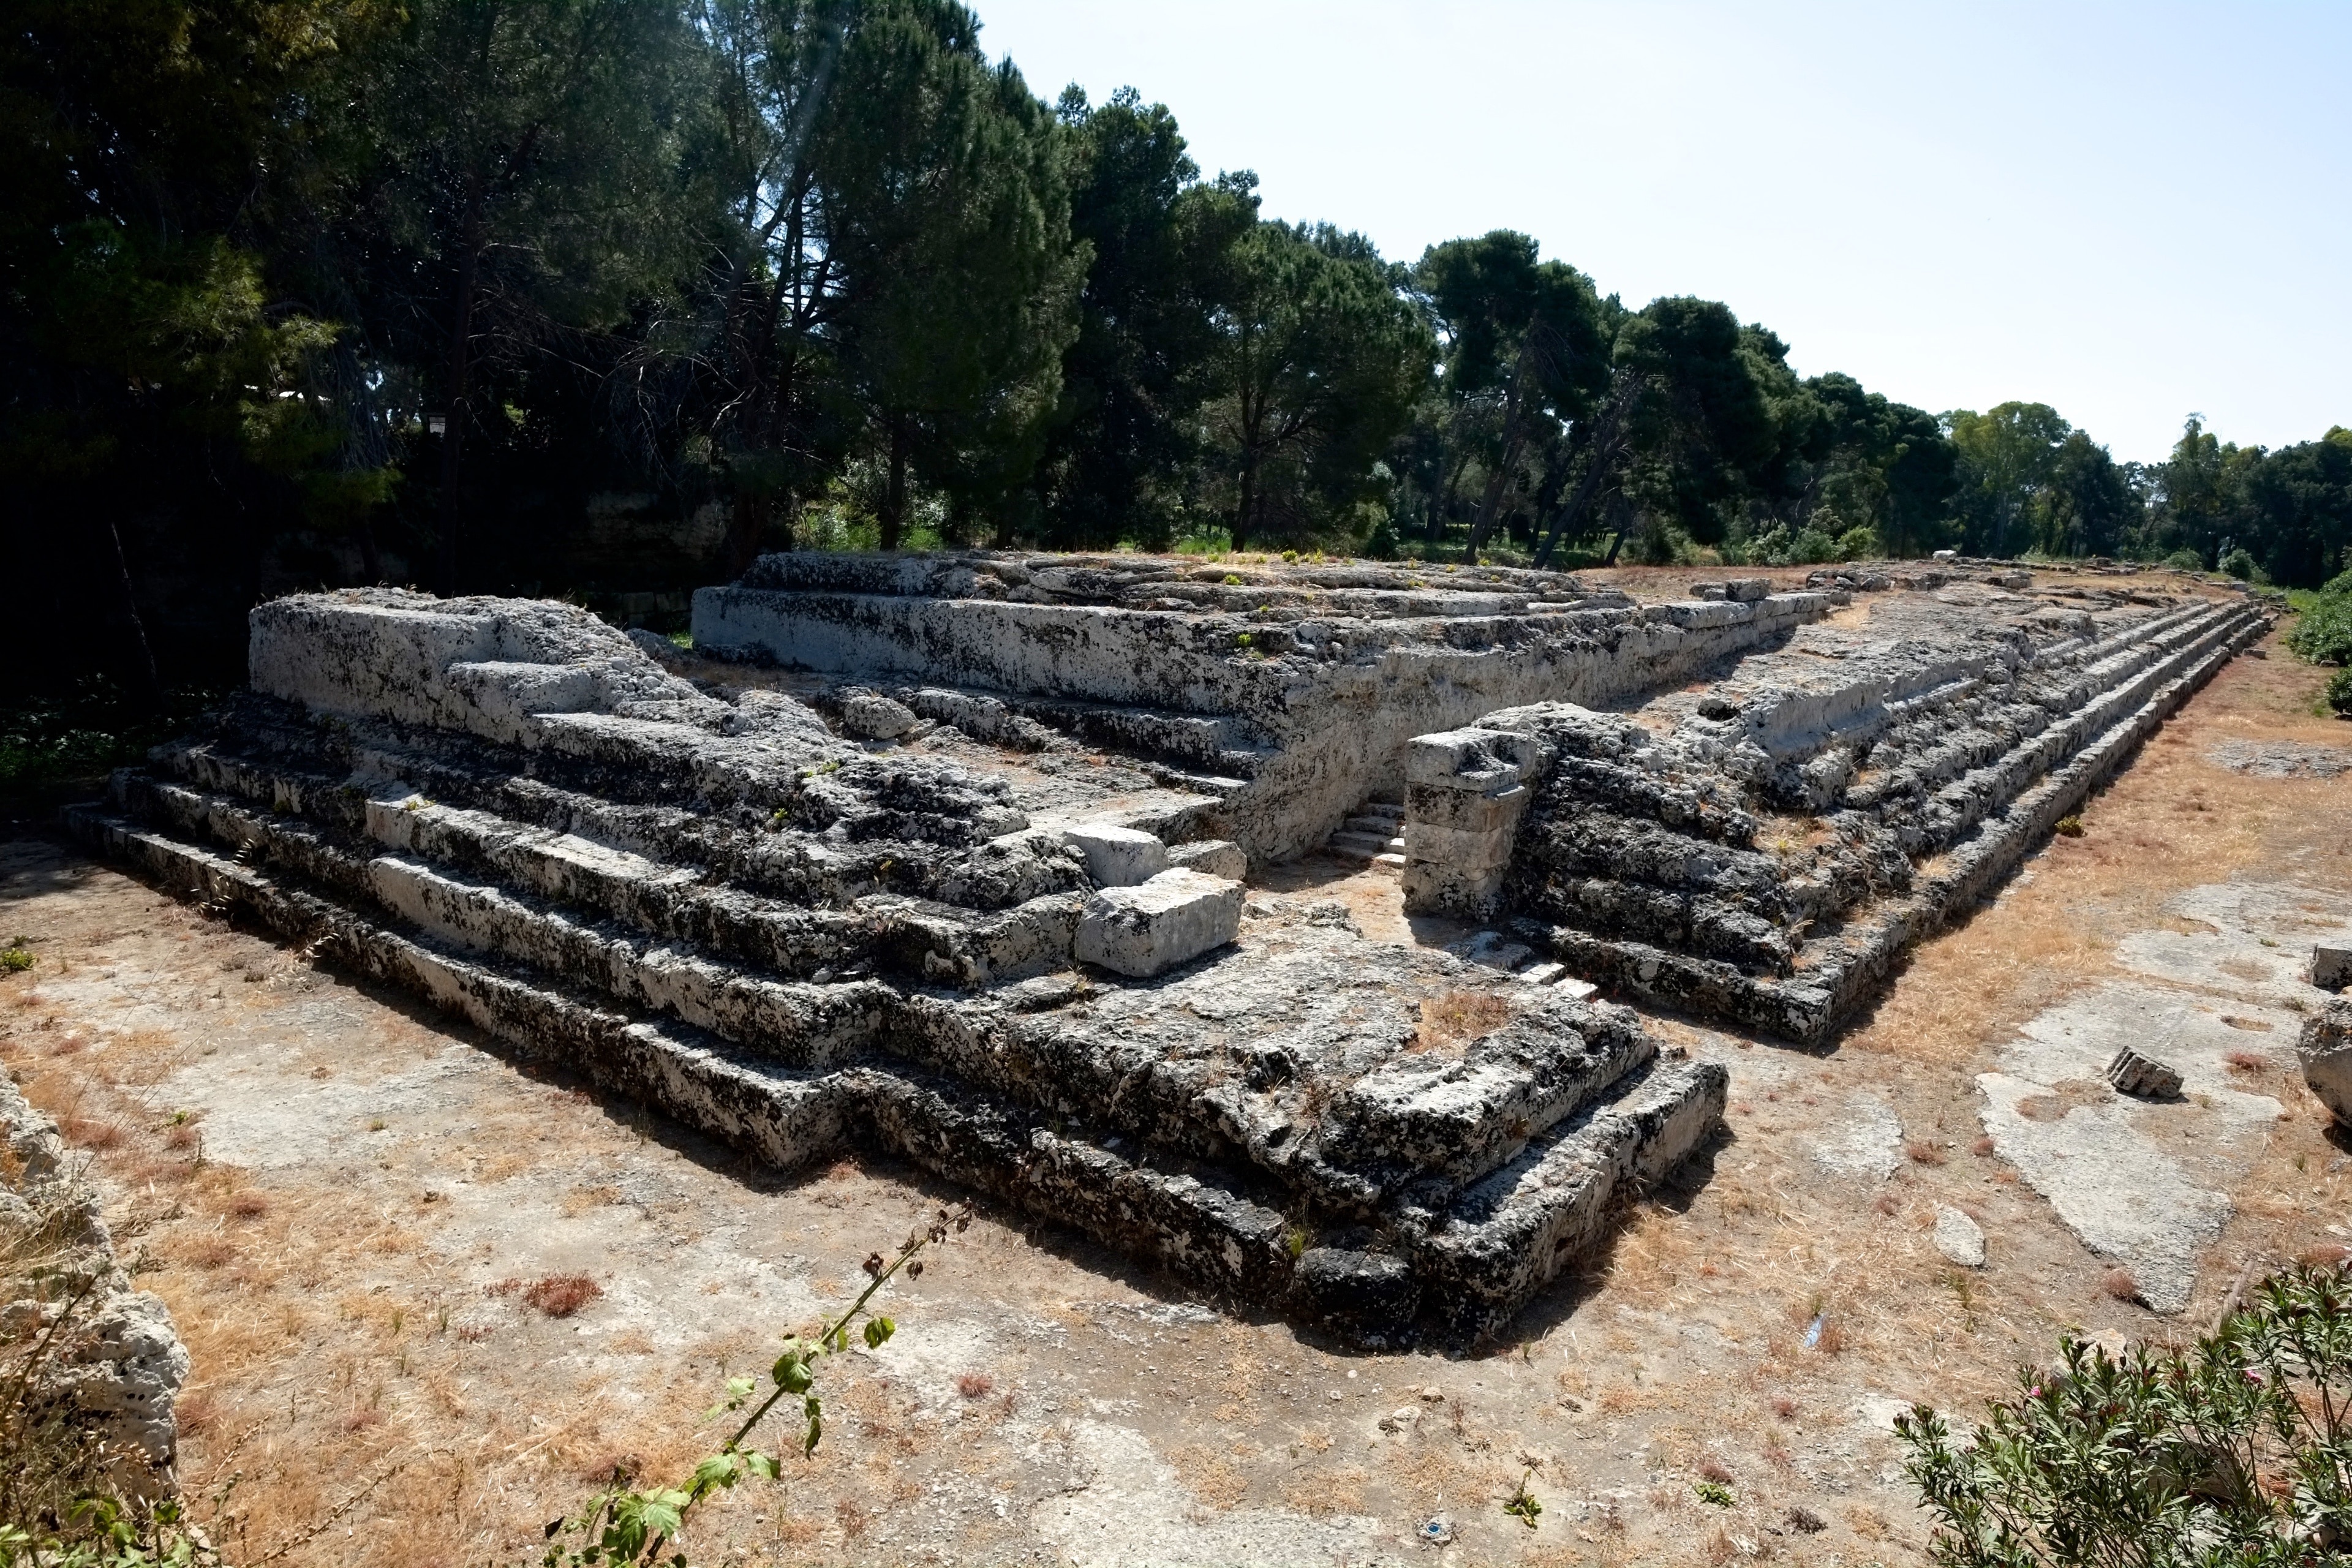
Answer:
[{"xmin": 72, "ymin": 585, "xmax": 1725, "ymax": 1345}]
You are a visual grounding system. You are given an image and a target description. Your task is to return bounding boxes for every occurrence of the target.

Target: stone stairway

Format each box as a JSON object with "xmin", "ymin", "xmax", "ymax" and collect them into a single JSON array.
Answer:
[
  {"xmin": 1324, "ymin": 799, "xmax": 1406, "ymax": 872},
  {"xmin": 68, "ymin": 587, "xmax": 1728, "ymax": 1349}
]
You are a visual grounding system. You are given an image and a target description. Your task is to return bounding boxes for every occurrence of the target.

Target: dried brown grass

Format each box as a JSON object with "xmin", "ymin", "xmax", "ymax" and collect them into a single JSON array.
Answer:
[{"xmin": 1412, "ymin": 989, "xmax": 1512, "ymax": 1054}]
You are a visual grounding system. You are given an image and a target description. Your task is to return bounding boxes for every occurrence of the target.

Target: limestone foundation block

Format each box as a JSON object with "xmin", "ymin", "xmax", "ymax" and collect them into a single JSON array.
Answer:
[
  {"xmin": 1074, "ymin": 869, "xmax": 1243, "ymax": 977},
  {"xmin": 1060, "ymin": 822, "xmax": 1171, "ymax": 888},
  {"xmin": 1167, "ymin": 839, "xmax": 1248, "ymax": 880},
  {"xmin": 2314, "ymin": 943, "xmax": 2351, "ymax": 991},
  {"xmin": 2300, "ymin": 997, "xmax": 2352, "ymax": 1125}
]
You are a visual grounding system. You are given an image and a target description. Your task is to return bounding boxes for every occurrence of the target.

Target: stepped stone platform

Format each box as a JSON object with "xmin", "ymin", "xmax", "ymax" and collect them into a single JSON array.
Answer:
[
  {"xmin": 691, "ymin": 551, "xmax": 1842, "ymax": 861},
  {"xmin": 70, "ymin": 584, "xmax": 1731, "ymax": 1347},
  {"xmin": 67, "ymin": 559, "xmax": 2265, "ymax": 1342},
  {"xmin": 1400, "ymin": 578, "xmax": 2274, "ymax": 1042}
]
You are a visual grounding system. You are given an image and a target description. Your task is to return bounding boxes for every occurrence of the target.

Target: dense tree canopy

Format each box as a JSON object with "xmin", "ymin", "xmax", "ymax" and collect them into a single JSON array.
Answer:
[{"xmin": 2, "ymin": 0, "xmax": 2342, "ymax": 694}]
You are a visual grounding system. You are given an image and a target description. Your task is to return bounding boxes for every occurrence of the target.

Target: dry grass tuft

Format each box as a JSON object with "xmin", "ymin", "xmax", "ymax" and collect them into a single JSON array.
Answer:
[
  {"xmin": 1696, "ymin": 1457, "xmax": 1734, "ymax": 1485},
  {"xmin": 519, "ymin": 1275, "xmax": 602, "ymax": 1318},
  {"xmin": 2102, "ymin": 1267, "xmax": 2142, "ymax": 1303},
  {"xmin": 1907, "ymin": 1140, "xmax": 1947, "ymax": 1166},
  {"xmin": 226, "ymin": 1191, "xmax": 270, "ymax": 1219},
  {"xmin": 1412, "ymin": 990, "xmax": 1512, "ymax": 1054},
  {"xmin": 1971, "ymin": 1135, "xmax": 1996, "ymax": 1156},
  {"xmin": 59, "ymin": 1116, "xmax": 121, "ymax": 1150},
  {"xmin": 2224, "ymin": 1050, "xmax": 2271, "ymax": 1073},
  {"xmin": 954, "ymin": 1372, "xmax": 993, "ymax": 1400}
]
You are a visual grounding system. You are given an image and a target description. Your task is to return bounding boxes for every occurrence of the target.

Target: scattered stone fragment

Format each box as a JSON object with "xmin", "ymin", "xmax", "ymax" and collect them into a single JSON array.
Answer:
[
  {"xmin": 837, "ymin": 687, "xmax": 920, "ymax": 739},
  {"xmin": 2106, "ymin": 1046, "xmax": 2185, "ymax": 1100},
  {"xmin": 1072, "ymin": 868, "xmax": 1244, "ymax": 978},
  {"xmin": 1933, "ymin": 1205, "xmax": 1986, "ymax": 1267},
  {"xmin": 2300, "ymin": 997, "xmax": 2352, "ymax": 1125}
]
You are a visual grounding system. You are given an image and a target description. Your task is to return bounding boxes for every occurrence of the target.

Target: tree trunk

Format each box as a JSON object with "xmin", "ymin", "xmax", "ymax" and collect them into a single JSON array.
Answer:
[
  {"xmin": 724, "ymin": 488, "xmax": 771, "ymax": 578},
  {"xmin": 107, "ymin": 521, "xmax": 162, "ymax": 709},
  {"xmin": 1233, "ymin": 454, "xmax": 1256, "ymax": 552},
  {"xmin": 1466, "ymin": 336, "xmax": 1540, "ymax": 563},
  {"xmin": 437, "ymin": 224, "xmax": 484, "ymax": 593},
  {"xmin": 880, "ymin": 417, "xmax": 908, "ymax": 551}
]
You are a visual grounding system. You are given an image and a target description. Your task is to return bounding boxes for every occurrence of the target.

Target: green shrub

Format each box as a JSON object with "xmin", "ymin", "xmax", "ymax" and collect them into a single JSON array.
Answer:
[
  {"xmin": 1898, "ymin": 1261, "xmax": 2351, "ymax": 1566},
  {"xmin": 1834, "ymin": 526, "xmax": 1881, "ymax": 562},
  {"xmin": 2328, "ymin": 665, "xmax": 2352, "ymax": 718},
  {"xmin": 2289, "ymin": 589, "xmax": 2352, "ymax": 668},
  {"xmin": 2220, "ymin": 545, "xmax": 2261, "ymax": 581},
  {"xmin": 2162, "ymin": 548, "xmax": 2205, "ymax": 572}
]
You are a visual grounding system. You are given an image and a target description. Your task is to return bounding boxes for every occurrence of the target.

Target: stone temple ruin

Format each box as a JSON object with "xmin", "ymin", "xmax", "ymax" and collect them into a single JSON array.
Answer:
[{"xmin": 67, "ymin": 552, "xmax": 2271, "ymax": 1345}]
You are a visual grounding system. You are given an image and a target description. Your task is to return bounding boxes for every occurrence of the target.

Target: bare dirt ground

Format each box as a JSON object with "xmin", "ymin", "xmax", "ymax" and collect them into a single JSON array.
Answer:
[{"xmin": 4, "ymin": 623, "xmax": 2347, "ymax": 1568}]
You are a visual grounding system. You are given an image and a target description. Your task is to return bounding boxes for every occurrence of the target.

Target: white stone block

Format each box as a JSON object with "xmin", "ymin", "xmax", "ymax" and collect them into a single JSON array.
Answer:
[
  {"xmin": 1073, "ymin": 869, "xmax": 1243, "ymax": 978},
  {"xmin": 1061, "ymin": 822, "xmax": 1170, "ymax": 887},
  {"xmin": 1168, "ymin": 839, "xmax": 1248, "ymax": 880}
]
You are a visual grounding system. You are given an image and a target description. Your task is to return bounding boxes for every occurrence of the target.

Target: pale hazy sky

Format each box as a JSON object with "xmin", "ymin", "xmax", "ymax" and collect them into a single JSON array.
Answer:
[{"xmin": 972, "ymin": 1, "xmax": 2348, "ymax": 464}]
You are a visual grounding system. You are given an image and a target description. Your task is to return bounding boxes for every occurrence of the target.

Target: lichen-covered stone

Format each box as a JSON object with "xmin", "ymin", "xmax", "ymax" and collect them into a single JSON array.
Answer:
[
  {"xmin": 2301, "ymin": 997, "xmax": 2352, "ymax": 1125},
  {"xmin": 1, "ymin": 1076, "xmax": 189, "ymax": 1479}
]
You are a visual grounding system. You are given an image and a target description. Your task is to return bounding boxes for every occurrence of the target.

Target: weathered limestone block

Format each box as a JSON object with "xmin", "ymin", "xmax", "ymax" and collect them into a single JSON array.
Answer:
[
  {"xmin": 839, "ymin": 687, "xmax": 920, "ymax": 739},
  {"xmin": 1073, "ymin": 869, "xmax": 1243, "ymax": 977},
  {"xmin": 1060, "ymin": 822, "xmax": 1170, "ymax": 887},
  {"xmin": 2315, "ymin": 943, "xmax": 2352, "ymax": 991},
  {"xmin": 1, "ymin": 1076, "xmax": 189, "ymax": 1478},
  {"xmin": 2106, "ymin": 1046, "xmax": 2184, "ymax": 1100},
  {"xmin": 1400, "ymin": 726, "xmax": 1550, "ymax": 920},
  {"xmin": 1167, "ymin": 839, "xmax": 1248, "ymax": 880},
  {"xmin": 2300, "ymin": 997, "xmax": 2352, "ymax": 1125}
]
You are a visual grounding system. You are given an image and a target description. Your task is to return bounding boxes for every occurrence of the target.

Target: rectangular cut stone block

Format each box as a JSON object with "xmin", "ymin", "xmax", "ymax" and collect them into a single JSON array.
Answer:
[
  {"xmin": 1406, "ymin": 782, "xmax": 1529, "ymax": 833},
  {"xmin": 1406, "ymin": 727, "xmax": 1549, "ymax": 791},
  {"xmin": 2315, "ymin": 944, "xmax": 2351, "ymax": 991},
  {"xmin": 1060, "ymin": 822, "xmax": 1170, "ymax": 887},
  {"xmin": 1403, "ymin": 821, "xmax": 1518, "ymax": 873},
  {"xmin": 1074, "ymin": 869, "xmax": 1242, "ymax": 977},
  {"xmin": 1167, "ymin": 839, "xmax": 1248, "ymax": 880}
]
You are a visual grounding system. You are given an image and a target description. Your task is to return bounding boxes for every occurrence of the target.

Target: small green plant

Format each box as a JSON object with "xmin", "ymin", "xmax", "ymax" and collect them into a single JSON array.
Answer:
[
  {"xmin": 1502, "ymin": 1471, "xmax": 1542, "ymax": 1528},
  {"xmin": 1693, "ymin": 1480, "xmax": 1735, "ymax": 1507},
  {"xmin": 1221, "ymin": 573, "xmax": 1242, "ymax": 586},
  {"xmin": 2054, "ymin": 815, "xmax": 2084, "ymax": 837},
  {"xmin": 537, "ymin": 1202, "xmax": 973, "ymax": 1566},
  {"xmin": 1898, "ymin": 1261, "xmax": 2352, "ymax": 1566},
  {"xmin": 0, "ymin": 946, "xmax": 34, "ymax": 974},
  {"xmin": 2328, "ymin": 665, "xmax": 2352, "ymax": 718}
]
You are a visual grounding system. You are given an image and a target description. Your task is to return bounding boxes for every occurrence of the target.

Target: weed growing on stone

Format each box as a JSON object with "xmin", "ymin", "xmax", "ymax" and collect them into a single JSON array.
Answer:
[
  {"xmin": 1898, "ymin": 1261, "xmax": 2352, "ymax": 1565},
  {"xmin": 535, "ymin": 1200, "xmax": 973, "ymax": 1567},
  {"xmin": 1501, "ymin": 1469, "xmax": 1541, "ymax": 1528}
]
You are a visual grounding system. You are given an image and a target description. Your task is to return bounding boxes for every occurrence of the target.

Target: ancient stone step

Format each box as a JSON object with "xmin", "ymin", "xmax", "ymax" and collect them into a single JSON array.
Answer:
[{"xmin": 1407, "ymin": 589, "xmax": 2272, "ymax": 1042}]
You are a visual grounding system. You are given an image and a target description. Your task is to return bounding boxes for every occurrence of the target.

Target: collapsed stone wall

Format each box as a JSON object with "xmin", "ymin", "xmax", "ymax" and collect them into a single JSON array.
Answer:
[
  {"xmin": 1, "ymin": 1073, "xmax": 189, "ymax": 1481},
  {"xmin": 692, "ymin": 552, "xmax": 1837, "ymax": 861},
  {"xmin": 1401, "ymin": 579, "xmax": 2272, "ymax": 1042},
  {"xmin": 73, "ymin": 587, "xmax": 1726, "ymax": 1346}
]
